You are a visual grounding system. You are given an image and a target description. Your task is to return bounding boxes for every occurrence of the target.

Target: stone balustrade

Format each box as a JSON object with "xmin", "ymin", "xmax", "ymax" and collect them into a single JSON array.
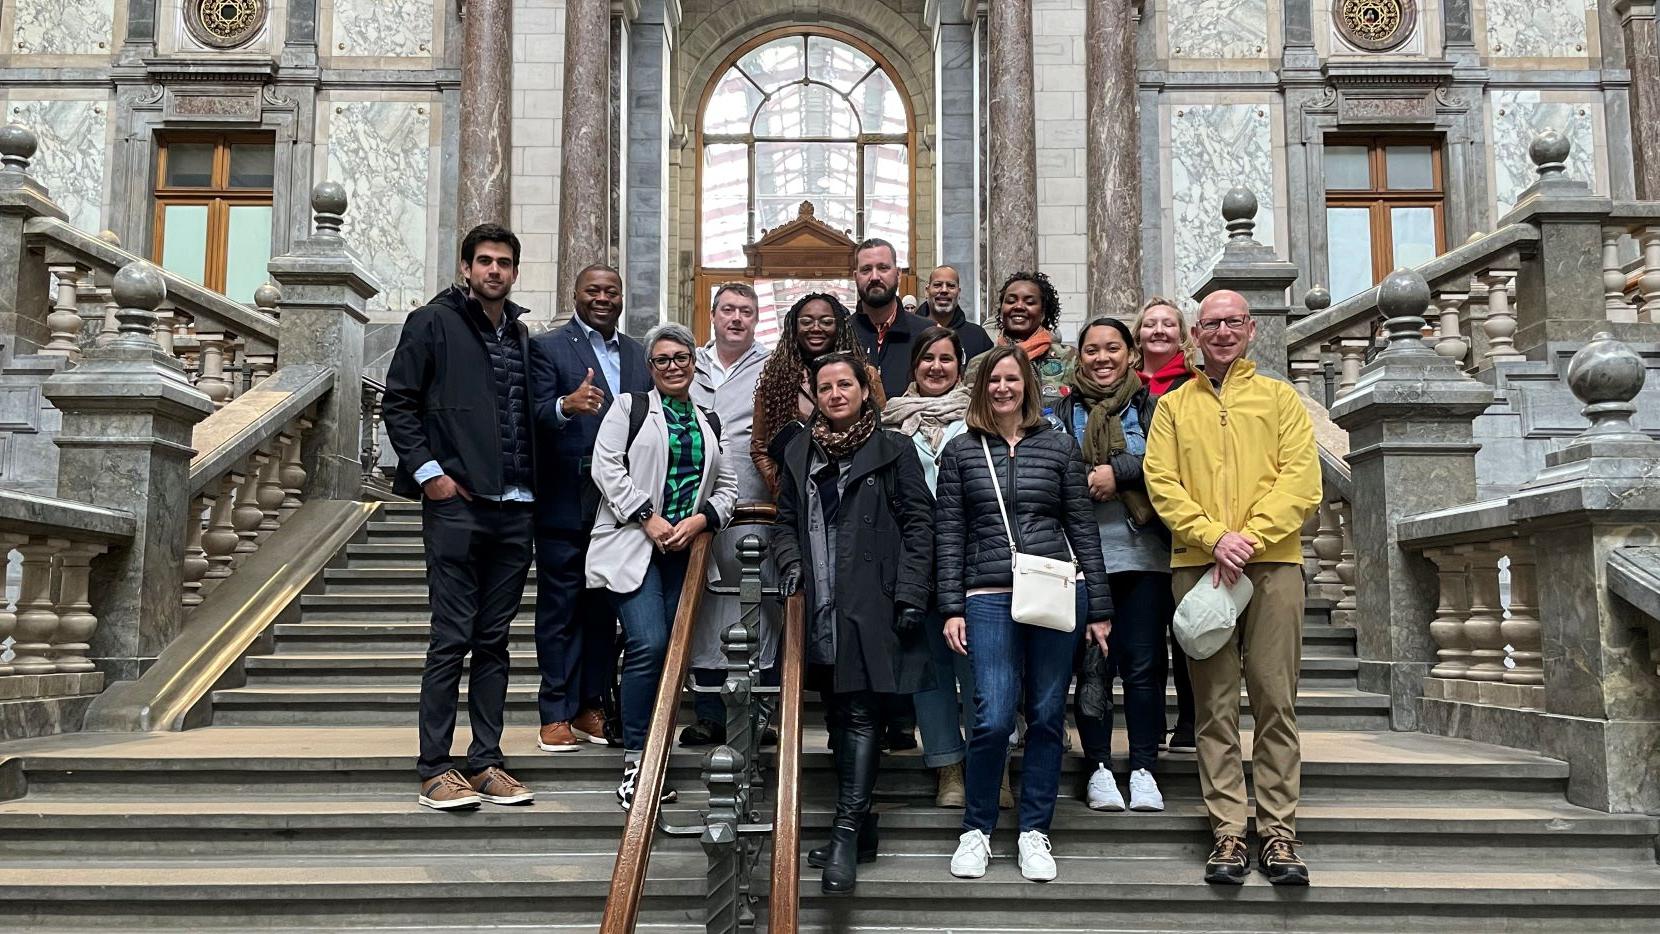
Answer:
[{"xmin": 359, "ymin": 376, "xmax": 391, "ymax": 491}]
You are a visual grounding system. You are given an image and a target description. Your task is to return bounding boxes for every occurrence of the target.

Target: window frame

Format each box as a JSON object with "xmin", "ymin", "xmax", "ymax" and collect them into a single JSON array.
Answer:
[
  {"xmin": 1323, "ymin": 135, "xmax": 1447, "ymax": 290},
  {"xmin": 152, "ymin": 131, "xmax": 276, "ymax": 298}
]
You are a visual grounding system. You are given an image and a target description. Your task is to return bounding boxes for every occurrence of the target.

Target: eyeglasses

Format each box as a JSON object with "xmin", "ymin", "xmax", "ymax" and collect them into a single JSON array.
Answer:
[
  {"xmin": 1196, "ymin": 316, "xmax": 1251, "ymax": 333},
  {"xmin": 648, "ymin": 352, "xmax": 693, "ymax": 370}
]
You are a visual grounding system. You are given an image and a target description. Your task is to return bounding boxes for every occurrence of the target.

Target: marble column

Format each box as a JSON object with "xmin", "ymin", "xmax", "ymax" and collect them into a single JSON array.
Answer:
[
  {"xmin": 556, "ymin": 0, "xmax": 613, "ymax": 316},
  {"xmin": 935, "ymin": 15, "xmax": 980, "ymax": 314},
  {"xmin": 987, "ymin": 0, "xmax": 1037, "ymax": 289},
  {"xmin": 1086, "ymin": 0, "xmax": 1142, "ymax": 315},
  {"xmin": 1617, "ymin": 0, "xmax": 1660, "ymax": 199},
  {"xmin": 458, "ymin": 0, "xmax": 514, "ymax": 228}
]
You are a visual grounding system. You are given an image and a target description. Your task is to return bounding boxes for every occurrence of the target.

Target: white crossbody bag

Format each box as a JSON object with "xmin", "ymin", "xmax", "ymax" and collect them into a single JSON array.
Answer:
[{"xmin": 982, "ymin": 437, "xmax": 1078, "ymax": 633}]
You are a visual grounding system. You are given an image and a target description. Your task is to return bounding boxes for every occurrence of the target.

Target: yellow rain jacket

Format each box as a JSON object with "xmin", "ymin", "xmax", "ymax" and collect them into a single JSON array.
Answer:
[{"xmin": 1143, "ymin": 358, "xmax": 1322, "ymax": 569}]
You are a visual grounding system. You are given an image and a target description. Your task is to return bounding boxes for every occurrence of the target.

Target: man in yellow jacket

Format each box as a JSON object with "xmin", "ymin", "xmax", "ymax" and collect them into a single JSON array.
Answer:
[{"xmin": 1143, "ymin": 290, "xmax": 1322, "ymax": 887}]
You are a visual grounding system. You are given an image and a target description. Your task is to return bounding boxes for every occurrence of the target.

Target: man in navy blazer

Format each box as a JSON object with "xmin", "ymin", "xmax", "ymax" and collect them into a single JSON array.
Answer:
[{"xmin": 529, "ymin": 264, "xmax": 650, "ymax": 752}]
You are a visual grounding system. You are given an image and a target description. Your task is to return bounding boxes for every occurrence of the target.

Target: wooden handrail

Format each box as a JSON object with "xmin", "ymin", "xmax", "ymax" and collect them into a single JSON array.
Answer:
[
  {"xmin": 600, "ymin": 530, "xmax": 713, "ymax": 934},
  {"xmin": 768, "ymin": 591, "xmax": 806, "ymax": 933}
]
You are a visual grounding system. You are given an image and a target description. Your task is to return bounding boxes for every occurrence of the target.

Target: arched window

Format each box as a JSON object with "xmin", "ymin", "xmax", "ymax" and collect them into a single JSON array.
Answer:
[{"xmin": 695, "ymin": 29, "xmax": 914, "ymax": 343}]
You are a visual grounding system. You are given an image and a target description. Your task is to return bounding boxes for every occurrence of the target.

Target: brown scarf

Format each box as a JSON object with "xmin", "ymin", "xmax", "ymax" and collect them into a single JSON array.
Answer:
[
  {"xmin": 1065, "ymin": 366, "xmax": 1155, "ymax": 525},
  {"xmin": 811, "ymin": 405, "xmax": 877, "ymax": 461}
]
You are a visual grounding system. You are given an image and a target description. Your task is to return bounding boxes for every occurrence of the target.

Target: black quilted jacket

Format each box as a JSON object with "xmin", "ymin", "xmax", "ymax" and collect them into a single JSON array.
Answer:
[{"xmin": 933, "ymin": 426, "xmax": 1113, "ymax": 621}]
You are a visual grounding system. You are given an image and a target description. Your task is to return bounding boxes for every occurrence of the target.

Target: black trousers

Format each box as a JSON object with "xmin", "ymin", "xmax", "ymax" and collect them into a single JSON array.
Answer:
[
  {"xmin": 534, "ymin": 529, "xmax": 618, "ymax": 725},
  {"xmin": 417, "ymin": 497, "xmax": 534, "ymax": 780}
]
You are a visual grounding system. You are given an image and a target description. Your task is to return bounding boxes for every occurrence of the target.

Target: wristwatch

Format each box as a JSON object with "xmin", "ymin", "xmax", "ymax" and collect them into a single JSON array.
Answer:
[{"xmin": 633, "ymin": 503, "xmax": 655, "ymax": 524}]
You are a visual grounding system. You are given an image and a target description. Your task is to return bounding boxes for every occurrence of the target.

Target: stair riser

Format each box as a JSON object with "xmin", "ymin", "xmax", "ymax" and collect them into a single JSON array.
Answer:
[{"xmin": 234, "ymin": 667, "xmax": 1363, "ymax": 688}]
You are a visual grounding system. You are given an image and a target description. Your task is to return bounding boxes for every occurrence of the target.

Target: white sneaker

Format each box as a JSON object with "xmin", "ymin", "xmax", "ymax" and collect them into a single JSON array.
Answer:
[
  {"xmin": 1085, "ymin": 763, "xmax": 1125, "ymax": 811},
  {"xmin": 1017, "ymin": 829, "xmax": 1057, "ymax": 882},
  {"xmin": 949, "ymin": 829, "xmax": 991, "ymax": 878},
  {"xmin": 1128, "ymin": 768, "xmax": 1164, "ymax": 812}
]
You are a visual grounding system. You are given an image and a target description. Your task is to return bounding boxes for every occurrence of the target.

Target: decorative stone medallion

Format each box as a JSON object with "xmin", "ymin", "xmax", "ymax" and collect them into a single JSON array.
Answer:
[
  {"xmin": 1334, "ymin": 0, "xmax": 1417, "ymax": 52},
  {"xmin": 183, "ymin": 0, "xmax": 267, "ymax": 49}
]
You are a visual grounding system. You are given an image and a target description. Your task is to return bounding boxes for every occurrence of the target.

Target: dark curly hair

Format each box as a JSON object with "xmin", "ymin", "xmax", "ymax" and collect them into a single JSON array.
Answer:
[
  {"xmin": 996, "ymin": 270, "xmax": 1062, "ymax": 336},
  {"xmin": 754, "ymin": 292, "xmax": 870, "ymax": 449}
]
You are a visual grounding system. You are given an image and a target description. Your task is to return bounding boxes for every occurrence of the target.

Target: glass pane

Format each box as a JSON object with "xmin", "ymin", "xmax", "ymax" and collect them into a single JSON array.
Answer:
[
  {"xmin": 703, "ymin": 68, "xmax": 765, "ymax": 134},
  {"xmin": 738, "ymin": 37, "xmax": 805, "ymax": 93},
  {"xmin": 1325, "ymin": 145, "xmax": 1371, "ymax": 190},
  {"xmin": 701, "ymin": 144, "xmax": 750, "ymax": 268},
  {"xmin": 806, "ymin": 35, "xmax": 876, "ymax": 93},
  {"xmin": 164, "ymin": 143, "xmax": 215, "ymax": 187},
  {"xmin": 160, "ymin": 204, "xmax": 210, "ymax": 285},
  {"xmin": 752, "ymin": 83, "xmax": 860, "ymax": 138},
  {"xmin": 1325, "ymin": 207, "xmax": 1374, "ymax": 301},
  {"xmin": 1391, "ymin": 206, "xmax": 1438, "ymax": 268},
  {"xmin": 1386, "ymin": 145, "xmax": 1435, "ymax": 190},
  {"xmin": 850, "ymin": 69, "xmax": 907, "ymax": 134},
  {"xmin": 755, "ymin": 141, "xmax": 857, "ymax": 239},
  {"xmin": 863, "ymin": 144, "xmax": 909, "ymax": 266},
  {"xmin": 224, "ymin": 205, "xmax": 273, "ymax": 303},
  {"xmin": 228, "ymin": 144, "xmax": 274, "ymax": 189},
  {"xmin": 752, "ymin": 277, "xmax": 857, "ymax": 349}
]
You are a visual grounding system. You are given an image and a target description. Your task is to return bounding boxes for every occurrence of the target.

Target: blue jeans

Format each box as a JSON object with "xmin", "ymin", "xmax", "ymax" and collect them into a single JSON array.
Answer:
[
  {"xmin": 913, "ymin": 610, "xmax": 973, "ymax": 767},
  {"xmin": 611, "ymin": 550, "xmax": 690, "ymax": 752},
  {"xmin": 962, "ymin": 590, "xmax": 1085, "ymax": 834}
]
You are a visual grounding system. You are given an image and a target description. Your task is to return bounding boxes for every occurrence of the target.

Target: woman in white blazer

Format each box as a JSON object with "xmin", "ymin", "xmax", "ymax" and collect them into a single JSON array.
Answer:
[{"xmin": 588, "ymin": 323, "xmax": 738, "ymax": 810}]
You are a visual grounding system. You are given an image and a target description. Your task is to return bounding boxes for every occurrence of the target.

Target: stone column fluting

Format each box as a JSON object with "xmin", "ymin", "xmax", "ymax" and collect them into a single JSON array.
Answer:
[
  {"xmin": 459, "ymin": 0, "xmax": 514, "ymax": 228},
  {"xmin": 1086, "ymin": 0, "xmax": 1143, "ymax": 315},
  {"xmin": 987, "ymin": 0, "xmax": 1038, "ymax": 291},
  {"xmin": 1617, "ymin": 0, "xmax": 1660, "ymax": 199},
  {"xmin": 555, "ymin": 0, "xmax": 613, "ymax": 318}
]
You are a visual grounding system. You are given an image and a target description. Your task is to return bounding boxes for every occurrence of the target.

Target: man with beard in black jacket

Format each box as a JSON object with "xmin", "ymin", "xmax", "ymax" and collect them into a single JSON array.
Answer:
[
  {"xmin": 923, "ymin": 265, "xmax": 994, "ymax": 362},
  {"xmin": 383, "ymin": 223, "xmax": 538, "ymax": 813}
]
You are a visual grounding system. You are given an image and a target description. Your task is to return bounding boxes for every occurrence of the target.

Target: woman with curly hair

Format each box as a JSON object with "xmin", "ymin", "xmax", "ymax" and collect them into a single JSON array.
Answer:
[
  {"xmin": 751, "ymin": 293, "xmax": 886, "ymax": 497},
  {"xmin": 966, "ymin": 271, "xmax": 1075, "ymax": 413}
]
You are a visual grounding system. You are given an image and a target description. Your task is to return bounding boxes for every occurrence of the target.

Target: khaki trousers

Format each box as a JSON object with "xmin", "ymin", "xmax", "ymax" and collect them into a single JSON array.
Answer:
[{"xmin": 1172, "ymin": 562, "xmax": 1304, "ymax": 841}]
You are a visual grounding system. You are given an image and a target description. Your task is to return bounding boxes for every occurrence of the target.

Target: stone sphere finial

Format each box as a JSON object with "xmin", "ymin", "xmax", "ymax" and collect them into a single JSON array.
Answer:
[
  {"xmin": 110, "ymin": 260, "xmax": 167, "ymax": 343},
  {"xmin": 1303, "ymin": 285, "xmax": 1331, "ymax": 314},
  {"xmin": 1529, "ymin": 129, "xmax": 1571, "ymax": 178},
  {"xmin": 0, "ymin": 123, "xmax": 37, "ymax": 172},
  {"xmin": 311, "ymin": 181, "xmax": 348, "ymax": 236},
  {"xmin": 253, "ymin": 281, "xmax": 281, "ymax": 312},
  {"xmin": 1376, "ymin": 267, "xmax": 1433, "ymax": 353},
  {"xmin": 1222, "ymin": 187, "xmax": 1258, "ymax": 242},
  {"xmin": 1565, "ymin": 332, "xmax": 1649, "ymax": 442},
  {"xmin": 97, "ymin": 229, "xmax": 121, "ymax": 247}
]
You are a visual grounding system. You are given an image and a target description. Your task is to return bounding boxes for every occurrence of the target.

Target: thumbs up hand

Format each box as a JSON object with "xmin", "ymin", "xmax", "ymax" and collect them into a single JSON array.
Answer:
[{"xmin": 561, "ymin": 368, "xmax": 607, "ymax": 417}]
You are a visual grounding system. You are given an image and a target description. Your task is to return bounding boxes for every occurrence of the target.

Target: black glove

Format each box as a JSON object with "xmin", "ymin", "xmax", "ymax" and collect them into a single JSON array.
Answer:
[
  {"xmin": 778, "ymin": 562, "xmax": 803, "ymax": 598},
  {"xmin": 894, "ymin": 605, "xmax": 925, "ymax": 642}
]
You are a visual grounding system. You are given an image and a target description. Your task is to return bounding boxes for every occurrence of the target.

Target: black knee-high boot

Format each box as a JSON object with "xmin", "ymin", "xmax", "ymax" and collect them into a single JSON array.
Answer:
[{"xmin": 822, "ymin": 692, "xmax": 880, "ymax": 894}]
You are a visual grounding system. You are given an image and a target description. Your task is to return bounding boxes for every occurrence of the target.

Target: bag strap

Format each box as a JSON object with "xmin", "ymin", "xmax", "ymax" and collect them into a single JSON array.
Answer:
[{"xmin": 980, "ymin": 434, "xmax": 1076, "ymax": 567}]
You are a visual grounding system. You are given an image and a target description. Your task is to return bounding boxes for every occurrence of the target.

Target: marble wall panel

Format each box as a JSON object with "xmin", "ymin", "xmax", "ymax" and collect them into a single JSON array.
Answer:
[
  {"xmin": 7, "ymin": 99, "xmax": 106, "ymax": 231},
  {"xmin": 1167, "ymin": 0, "xmax": 1270, "ymax": 59},
  {"xmin": 12, "ymin": 0, "xmax": 115, "ymax": 54},
  {"xmin": 323, "ymin": 100, "xmax": 434, "ymax": 314},
  {"xmin": 1490, "ymin": 91, "xmax": 1599, "ymax": 216},
  {"xmin": 1485, "ymin": 0, "xmax": 1594, "ymax": 59},
  {"xmin": 331, "ymin": 0, "xmax": 434, "ymax": 57},
  {"xmin": 1167, "ymin": 102, "xmax": 1275, "ymax": 301}
]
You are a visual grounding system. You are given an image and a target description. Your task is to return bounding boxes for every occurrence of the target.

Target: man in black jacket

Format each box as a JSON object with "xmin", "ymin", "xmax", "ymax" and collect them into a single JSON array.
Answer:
[
  {"xmin": 923, "ymin": 265, "xmax": 994, "ymax": 361},
  {"xmin": 383, "ymin": 224, "xmax": 537, "ymax": 813},
  {"xmin": 850, "ymin": 238, "xmax": 934, "ymax": 399}
]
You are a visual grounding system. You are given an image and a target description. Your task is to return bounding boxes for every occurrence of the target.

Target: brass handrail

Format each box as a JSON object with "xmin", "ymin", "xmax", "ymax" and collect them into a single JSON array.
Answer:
[
  {"xmin": 768, "ymin": 591, "xmax": 806, "ymax": 933},
  {"xmin": 600, "ymin": 530, "xmax": 713, "ymax": 934}
]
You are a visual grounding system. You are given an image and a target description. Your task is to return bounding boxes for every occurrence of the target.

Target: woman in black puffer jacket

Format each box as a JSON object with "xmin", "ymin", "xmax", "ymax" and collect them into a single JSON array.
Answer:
[{"xmin": 936, "ymin": 345, "xmax": 1113, "ymax": 884}]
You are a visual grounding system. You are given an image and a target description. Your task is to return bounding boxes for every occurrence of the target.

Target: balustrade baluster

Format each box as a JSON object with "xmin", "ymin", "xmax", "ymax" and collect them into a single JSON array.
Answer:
[
  {"xmin": 1461, "ymin": 546, "xmax": 1508, "ymax": 682},
  {"xmin": 1604, "ymin": 230, "xmax": 1638, "ymax": 323},
  {"xmin": 1289, "ymin": 353, "xmax": 1321, "ymax": 400},
  {"xmin": 256, "ymin": 447, "xmax": 286, "ymax": 535},
  {"xmin": 196, "ymin": 333, "xmax": 232, "ymax": 408},
  {"xmin": 49, "ymin": 542, "xmax": 104, "ymax": 673},
  {"xmin": 1310, "ymin": 501, "xmax": 1344, "ymax": 602},
  {"xmin": 1481, "ymin": 270, "xmax": 1523, "ymax": 363},
  {"xmin": 153, "ymin": 304, "xmax": 176, "ymax": 356},
  {"xmin": 0, "ymin": 533, "xmax": 25, "ymax": 676},
  {"xmin": 73, "ymin": 265, "xmax": 101, "ymax": 350},
  {"xmin": 1433, "ymin": 291, "xmax": 1470, "ymax": 366},
  {"xmin": 279, "ymin": 421, "xmax": 309, "ymax": 518},
  {"xmin": 202, "ymin": 472, "xmax": 242, "ymax": 587},
  {"xmin": 182, "ymin": 494, "xmax": 211, "ymax": 610},
  {"xmin": 1427, "ymin": 548, "xmax": 1472, "ymax": 679},
  {"xmin": 1335, "ymin": 501, "xmax": 1356, "ymax": 624},
  {"xmin": 43, "ymin": 264, "xmax": 85, "ymax": 360},
  {"xmin": 247, "ymin": 353, "xmax": 275, "ymax": 389},
  {"xmin": 97, "ymin": 287, "xmax": 118, "ymax": 347},
  {"xmin": 1640, "ymin": 227, "xmax": 1660, "ymax": 323},
  {"xmin": 1336, "ymin": 335, "xmax": 1368, "ymax": 397},
  {"xmin": 225, "ymin": 337, "xmax": 247, "ymax": 398},
  {"xmin": 232, "ymin": 453, "xmax": 269, "ymax": 559},
  {"xmin": 1501, "ymin": 542, "xmax": 1544, "ymax": 687},
  {"xmin": 1300, "ymin": 506, "xmax": 1320, "ymax": 587},
  {"xmin": 9, "ymin": 537, "xmax": 66, "ymax": 675}
]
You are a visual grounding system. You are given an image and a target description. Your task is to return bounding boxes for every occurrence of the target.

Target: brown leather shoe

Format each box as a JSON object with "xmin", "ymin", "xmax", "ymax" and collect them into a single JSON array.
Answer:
[
  {"xmin": 417, "ymin": 769, "xmax": 481, "ymax": 811},
  {"xmin": 538, "ymin": 721, "xmax": 583, "ymax": 753},
  {"xmin": 467, "ymin": 766, "xmax": 535, "ymax": 805},
  {"xmin": 570, "ymin": 708, "xmax": 611, "ymax": 745}
]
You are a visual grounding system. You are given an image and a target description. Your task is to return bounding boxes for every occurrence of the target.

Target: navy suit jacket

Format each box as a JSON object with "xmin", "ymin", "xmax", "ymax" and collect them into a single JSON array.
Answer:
[{"xmin": 530, "ymin": 316, "xmax": 649, "ymax": 532}]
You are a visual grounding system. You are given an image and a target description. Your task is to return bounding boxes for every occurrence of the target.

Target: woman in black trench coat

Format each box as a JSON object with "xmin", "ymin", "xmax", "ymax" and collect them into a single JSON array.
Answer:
[{"xmin": 772, "ymin": 351, "xmax": 934, "ymax": 896}]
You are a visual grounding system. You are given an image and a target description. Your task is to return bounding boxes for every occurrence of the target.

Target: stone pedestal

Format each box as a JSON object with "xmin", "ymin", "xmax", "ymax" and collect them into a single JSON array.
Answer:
[
  {"xmin": 555, "ymin": 0, "xmax": 613, "ymax": 311},
  {"xmin": 1330, "ymin": 270, "xmax": 1494, "ymax": 730},
  {"xmin": 1617, "ymin": 0, "xmax": 1660, "ymax": 200},
  {"xmin": 41, "ymin": 263, "xmax": 216, "ymax": 681},
  {"xmin": 268, "ymin": 184, "xmax": 380, "ymax": 501},
  {"xmin": 1085, "ymin": 0, "xmax": 1142, "ymax": 315},
  {"xmin": 1194, "ymin": 188, "xmax": 1300, "ymax": 379},
  {"xmin": 459, "ymin": 0, "xmax": 513, "ymax": 228},
  {"xmin": 0, "ymin": 126, "xmax": 68, "ymax": 367},
  {"xmin": 987, "ymin": 0, "xmax": 1037, "ymax": 287}
]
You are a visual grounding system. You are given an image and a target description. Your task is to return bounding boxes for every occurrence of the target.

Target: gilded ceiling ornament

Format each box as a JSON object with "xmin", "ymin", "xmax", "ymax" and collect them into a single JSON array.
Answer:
[
  {"xmin": 1335, "ymin": 0, "xmax": 1418, "ymax": 52},
  {"xmin": 184, "ymin": 0, "xmax": 268, "ymax": 50}
]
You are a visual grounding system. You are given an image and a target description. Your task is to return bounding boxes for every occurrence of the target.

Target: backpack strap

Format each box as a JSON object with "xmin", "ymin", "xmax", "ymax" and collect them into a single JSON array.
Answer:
[{"xmin": 623, "ymin": 391, "xmax": 650, "ymax": 470}]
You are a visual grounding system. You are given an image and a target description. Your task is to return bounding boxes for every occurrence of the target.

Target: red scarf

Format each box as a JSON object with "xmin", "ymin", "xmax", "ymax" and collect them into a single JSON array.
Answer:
[{"xmin": 1140, "ymin": 354, "xmax": 1190, "ymax": 397}]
